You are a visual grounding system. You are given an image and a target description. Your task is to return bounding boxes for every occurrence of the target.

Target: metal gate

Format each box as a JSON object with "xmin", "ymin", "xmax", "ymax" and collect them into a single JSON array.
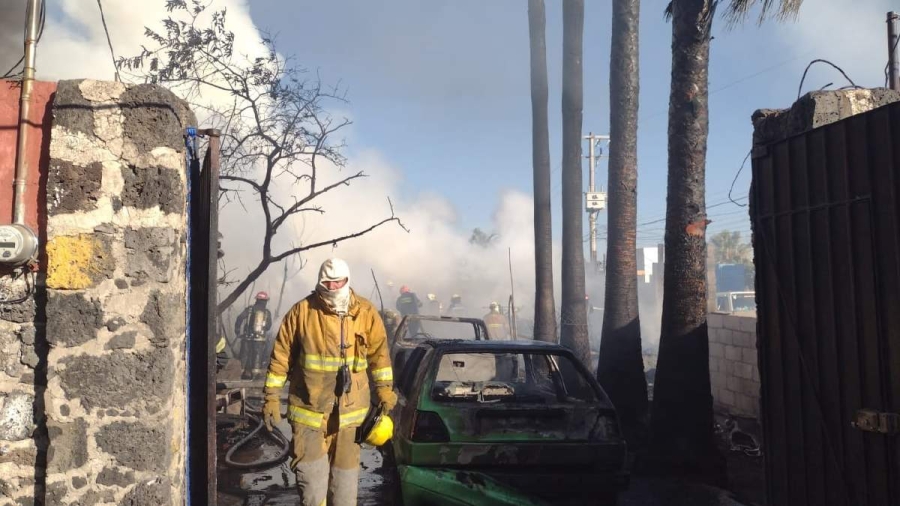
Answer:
[
  {"xmin": 187, "ymin": 129, "xmax": 221, "ymax": 505},
  {"xmin": 750, "ymin": 101, "xmax": 900, "ymax": 506}
]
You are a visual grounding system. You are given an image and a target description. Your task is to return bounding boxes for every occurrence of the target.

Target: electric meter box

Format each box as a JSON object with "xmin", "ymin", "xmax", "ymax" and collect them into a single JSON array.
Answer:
[
  {"xmin": 0, "ymin": 224, "xmax": 38, "ymax": 267},
  {"xmin": 585, "ymin": 192, "xmax": 607, "ymax": 211}
]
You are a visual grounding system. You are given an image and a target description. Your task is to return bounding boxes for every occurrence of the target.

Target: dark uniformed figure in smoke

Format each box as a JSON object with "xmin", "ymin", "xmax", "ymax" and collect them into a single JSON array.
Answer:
[
  {"xmin": 380, "ymin": 309, "xmax": 402, "ymax": 347},
  {"xmin": 234, "ymin": 291, "xmax": 274, "ymax": 379},
  {"xmin": 396, "ymin": 285, "xmax": 423, "ymax": 337}
]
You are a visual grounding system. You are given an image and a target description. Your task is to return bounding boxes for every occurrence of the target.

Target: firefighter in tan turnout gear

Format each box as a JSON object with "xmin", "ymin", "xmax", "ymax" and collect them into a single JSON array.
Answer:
[
  {"xmin": 483, "ymin": 301, "xmax": 511, "ymax": 340},
  {"xmin": 262, "ymin": 258, "xmax": 397, "ymax": 506}
]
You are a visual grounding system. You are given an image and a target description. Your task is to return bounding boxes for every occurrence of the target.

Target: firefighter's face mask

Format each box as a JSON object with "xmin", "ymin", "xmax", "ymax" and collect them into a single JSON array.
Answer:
[{"xmin": 317, "ymin": 258, "xmax": 352, "ymax": 313}]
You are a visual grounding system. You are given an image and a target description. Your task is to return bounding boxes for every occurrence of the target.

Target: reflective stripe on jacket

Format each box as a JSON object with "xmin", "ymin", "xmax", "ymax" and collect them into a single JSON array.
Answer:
[
  {"xmin": 483, "ymin": 313, "xmax": 510, "ymax": 340},
  {"xmin": 264, "ymin": 290, "xmax": 394, "ymax": 431}
]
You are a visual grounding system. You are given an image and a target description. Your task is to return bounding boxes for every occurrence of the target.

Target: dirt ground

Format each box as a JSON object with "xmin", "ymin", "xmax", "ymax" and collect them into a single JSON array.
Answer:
[
  {"xmin": 217, "ymin": 415, "xmax": 396, "ymax": 506},
  {"xmin": 216, "ymin": 410, "xmax": 764, "ymax": 506}
]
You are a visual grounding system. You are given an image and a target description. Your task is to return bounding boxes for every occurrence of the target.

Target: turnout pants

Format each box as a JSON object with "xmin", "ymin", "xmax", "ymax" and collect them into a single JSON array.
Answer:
[{"xmin": 290, "ymin": 411, "xmax": 361, "ymax": 506}]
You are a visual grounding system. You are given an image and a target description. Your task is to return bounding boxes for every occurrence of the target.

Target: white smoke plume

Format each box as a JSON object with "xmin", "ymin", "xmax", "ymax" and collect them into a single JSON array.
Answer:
[
  {"xmin": 2, "ymin": 0, "xmax": 568, "ymax": 338},
  {"xmin": 0, "ymin": 0, "xmax": 264, "ymax": 85},
  {"xmin": 220, "ymin": 149, "xmax": 563, "ymax": 332}
]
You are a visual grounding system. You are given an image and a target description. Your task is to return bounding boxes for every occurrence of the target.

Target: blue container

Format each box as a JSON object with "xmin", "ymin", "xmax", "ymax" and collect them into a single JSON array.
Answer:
[{"xmin": 716, "ymin": 264, "xmax": 747, "ymax": 293}]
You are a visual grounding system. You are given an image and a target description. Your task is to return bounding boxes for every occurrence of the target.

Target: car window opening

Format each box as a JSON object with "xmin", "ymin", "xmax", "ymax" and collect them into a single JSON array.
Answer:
[{"xmin": 431, "ymin": 352, "xmax": 599, "ymax": 405}]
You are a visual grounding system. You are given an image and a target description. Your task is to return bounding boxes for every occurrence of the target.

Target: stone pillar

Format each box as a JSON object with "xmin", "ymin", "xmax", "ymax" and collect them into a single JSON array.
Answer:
[{"xmin": 41, "ymin": 79, "xmax": 194, "ymax": 505}]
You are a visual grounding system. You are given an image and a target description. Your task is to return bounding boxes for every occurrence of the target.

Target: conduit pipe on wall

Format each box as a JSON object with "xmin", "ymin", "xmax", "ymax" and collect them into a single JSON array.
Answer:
[{"xmin": 12, "ymin": 0, "xmax": 41, "ymax": 225}]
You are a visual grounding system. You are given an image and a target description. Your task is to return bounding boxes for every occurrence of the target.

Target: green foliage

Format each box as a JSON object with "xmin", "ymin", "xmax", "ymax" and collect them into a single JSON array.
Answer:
[
  {"xmin": 663, "ymin": 0, "xmax": 803, "ymax": 27},
  {"xmin": 709, "ymin": 230, "xmax": 751, "ymax": 265}
]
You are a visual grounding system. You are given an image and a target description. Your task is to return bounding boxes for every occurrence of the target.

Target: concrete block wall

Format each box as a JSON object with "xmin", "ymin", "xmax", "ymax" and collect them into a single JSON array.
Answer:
[
  {"xmin": 708, "ymin": 313, "xmax": 760, "ymax": 419},
  {"xmin": 2, "ymin": 79, "xmax": 193, "ymax": 506}
]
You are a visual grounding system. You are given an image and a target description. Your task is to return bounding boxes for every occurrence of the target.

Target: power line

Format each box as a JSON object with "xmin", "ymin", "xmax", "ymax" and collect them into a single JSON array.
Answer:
[
  {"xmin": 640, "ymin": 49, "xmax": 816, "ymax": 122},
  {"xmin": 96, "ymin": 0, "xmax": 121, "ymax": 82},
  {"xmin": 1, "ymin": 56, "xmax": 25, "ymax": 79},
  {"xmin": 636, "ymin": 195, "xmax": 748, "ymax": 227},
  {"xmin": 3, "ymin": 0, "xmax": 45, "ymax": 80},
  {"xmin": 728, "ymin": 150, "xmax": 752, "ymax": 207},
  {"xmin": 636, "ymin": 187, "xmax": 736, "ymax": 226}
]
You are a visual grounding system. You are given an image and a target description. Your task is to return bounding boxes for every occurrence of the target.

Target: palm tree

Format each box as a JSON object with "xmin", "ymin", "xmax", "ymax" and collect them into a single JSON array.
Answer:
[
  {"xmin": 598, "ymin": 0, "xmax": 648, "ymax": 450},
  {"xmin": 560, "ymin": 0, "xmax": 590, "ymax": 366},
  {"xmin": 649, "ymin": 0, "xmax": 802, "ymax": 481},
  {"xmin": 528, "ymin": 0, "xmax": 558, "ymax": 344}
]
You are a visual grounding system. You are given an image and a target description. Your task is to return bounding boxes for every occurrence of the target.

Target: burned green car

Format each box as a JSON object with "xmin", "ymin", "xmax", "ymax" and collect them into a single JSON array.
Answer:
[{"xmin": 389, "ymin": 340, "xmax": 628, "ymax": 505}]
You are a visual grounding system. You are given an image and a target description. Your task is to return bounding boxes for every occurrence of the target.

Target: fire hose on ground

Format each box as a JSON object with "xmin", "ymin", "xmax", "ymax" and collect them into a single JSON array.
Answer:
[{"xmin": 223, "ymin": 405, "xmax": 291, "ymax": 470}]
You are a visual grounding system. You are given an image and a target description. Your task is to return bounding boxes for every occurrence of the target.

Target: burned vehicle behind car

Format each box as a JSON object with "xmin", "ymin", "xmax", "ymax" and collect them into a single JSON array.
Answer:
[
  {"xmin": 389, "ymin": 340, "xmax": 628, "ymax": 506},
  {"xmin": 390, "ymin": 315, "xmax": 489, "ymax": 375}
]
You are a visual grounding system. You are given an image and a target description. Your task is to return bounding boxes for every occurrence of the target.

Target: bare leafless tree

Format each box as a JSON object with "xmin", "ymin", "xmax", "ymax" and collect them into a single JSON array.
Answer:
[
  {"xmin": 119, "ymin": 0, "xmax": 405, "ymax": 313},
  {"xmin": 272, "ymin": 253, "xmax": 305, "ymax": 322}
]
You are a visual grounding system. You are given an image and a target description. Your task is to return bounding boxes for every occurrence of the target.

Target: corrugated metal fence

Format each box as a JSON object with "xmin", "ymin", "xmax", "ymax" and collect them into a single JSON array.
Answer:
[{"xmin": 751, "ymin": 101, "xmax": 900, "ymax": 506}]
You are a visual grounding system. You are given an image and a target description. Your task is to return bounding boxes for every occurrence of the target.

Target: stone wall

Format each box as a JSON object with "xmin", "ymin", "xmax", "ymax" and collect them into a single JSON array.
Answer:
[
  {"xmin": 0, "ymin": 79, "xmax": 194, "ymax": 506},
  {"xmin": 708, "ymin": 313, "xmax": 760, "ymax": 419}
]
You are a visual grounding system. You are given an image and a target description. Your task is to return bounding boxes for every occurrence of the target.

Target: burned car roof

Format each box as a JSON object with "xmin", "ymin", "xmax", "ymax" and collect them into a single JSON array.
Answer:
[
  {"xmin": 398, "ymin": 314, "xmax": 486, "ymax": 325},
  {"xmin": 417, "ymin": 339, "xmax": 573, "ymax": 353}
]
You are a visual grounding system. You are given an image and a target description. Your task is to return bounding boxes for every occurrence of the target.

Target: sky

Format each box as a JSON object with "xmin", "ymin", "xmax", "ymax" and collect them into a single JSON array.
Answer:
[
  {"xmin": 242, "ymin": 0, "xmax": 894, "ymax": 248},
  {"xmin": 0, "ymin": 0, "xmax": 894, "ymax": 337}
]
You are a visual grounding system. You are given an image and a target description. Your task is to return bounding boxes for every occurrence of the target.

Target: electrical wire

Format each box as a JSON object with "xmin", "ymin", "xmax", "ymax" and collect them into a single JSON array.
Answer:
[
  {"xmin": 96, "ymin": 0, "xmax": 121, "ymax": 82},
  {"xmin": 636, "ymin": 195, "xmax": 748, "ymax": 228},
  {"xmin": 0, "ymin": 269, "xmax": 37, "ymax": 305},
  {"xmin": 640, "ymin": 49, "xmax": 816, "ymax": 122},
  {"xmin": 796, "ymin": 59, "xmax": 860, "ymax": 100},
  {"xmin": 2, "ymin": 0, "xmax": 44, "ymax": 80},
  {"xmin": 728, "ymin": 150, "xmax": 752, "ymax": 208},
  {"xmin": 1, "ymin": 56, "xmax": 25, "ymax": 80}
]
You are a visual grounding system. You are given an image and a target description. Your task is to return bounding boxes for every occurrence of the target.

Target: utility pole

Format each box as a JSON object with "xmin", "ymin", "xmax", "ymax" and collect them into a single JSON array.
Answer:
[
  {"xmin": 888, "ymin": 12, "xmax": 900, "ymax": 91},
  {"xmin": 583, "ymin": 132, "xmax": 609, "ymax": 267}
]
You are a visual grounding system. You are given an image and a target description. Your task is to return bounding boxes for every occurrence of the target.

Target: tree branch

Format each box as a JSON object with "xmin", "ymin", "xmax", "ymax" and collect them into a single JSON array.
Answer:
[{"xmin": 271, "ymin": 198, "xmax": 408, "ymax": 263}]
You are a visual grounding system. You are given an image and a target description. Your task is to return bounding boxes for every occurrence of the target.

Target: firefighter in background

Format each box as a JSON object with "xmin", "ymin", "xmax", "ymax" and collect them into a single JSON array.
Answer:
[
  {"xmin": 262, "ymin": 258, "xmax": 395, "ymax": 506},
  {"xmin": 395, "ymin": 285, "xmax": 422, "ymax": 316},
  {"xmin": 425, "ymin": 293, "xmax": 443, "ymax": 316},
  {"xmin": 447, "ymin": 294, "xmax": 465, "ymax": 315},
  {"xmin": 235, "ymin": 292, "xmax": 274, "ymax": 380},
  {"xmin": 483, "ymin": 301, "xmax": 511, "ymax": 340},
  {"xmin": 380, "ymin": 309, "xmax": 402, "ymax": 346},
  {"xmin": 396, "ymin": 286, "xmax": 423, "ymax": 337}
]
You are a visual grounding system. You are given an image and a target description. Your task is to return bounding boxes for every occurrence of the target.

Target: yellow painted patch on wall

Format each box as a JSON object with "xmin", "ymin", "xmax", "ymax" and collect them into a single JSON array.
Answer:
[{"xmin": 46, "ymin": 235, "xmax": 101, "ymax": 289}]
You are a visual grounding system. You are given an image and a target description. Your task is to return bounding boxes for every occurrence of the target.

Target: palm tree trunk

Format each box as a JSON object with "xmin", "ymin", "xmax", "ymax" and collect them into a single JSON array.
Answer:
[
  {"xmin": 528, "ymin": 0, "xmax": 557, "ymax": 344},
  {"xmin": 560, "ymin": 0, "xmax": 590, "ymax": 366},
  {"xmin": 649, "ymin": 0, "xmax": 723, "ymax": 480},
  {"xmin": 598, "ymin": 0, "xmax": 648, "ymax": 449}
]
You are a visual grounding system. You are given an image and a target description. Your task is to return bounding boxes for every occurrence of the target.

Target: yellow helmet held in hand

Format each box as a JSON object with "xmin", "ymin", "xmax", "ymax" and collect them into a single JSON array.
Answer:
[{"xmin": 356, "ymin": 404, "xmax": 394, "ymax": 447}]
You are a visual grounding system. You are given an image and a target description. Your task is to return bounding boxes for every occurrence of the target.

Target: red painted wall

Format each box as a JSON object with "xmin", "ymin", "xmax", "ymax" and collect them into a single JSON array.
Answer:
[{"xmin": 0, "ymin": 80, "xmax": 55, "ymax": 232}]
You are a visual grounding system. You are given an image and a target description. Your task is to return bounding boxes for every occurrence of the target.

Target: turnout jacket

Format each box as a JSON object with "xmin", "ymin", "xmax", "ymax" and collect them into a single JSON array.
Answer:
[{"xmin": 264, "ymin": 290, "xmax": 394, "ymax": 431}]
